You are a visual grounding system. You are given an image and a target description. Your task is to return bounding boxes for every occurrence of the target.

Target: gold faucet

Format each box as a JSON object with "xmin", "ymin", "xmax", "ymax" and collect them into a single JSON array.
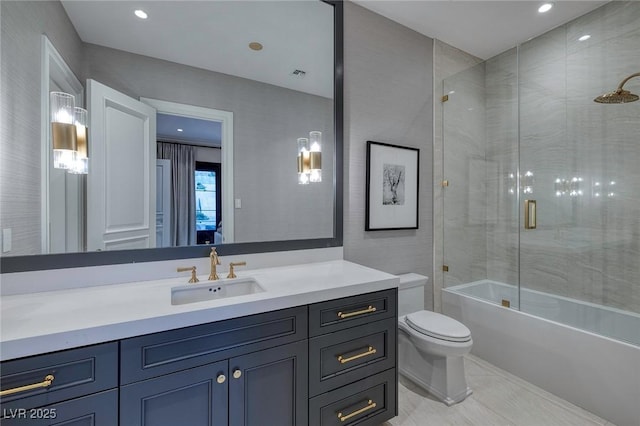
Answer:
[
  {"xmin": 177, "ymin": 266, "xmax": 199, "ymax": 283},
  {"xmin": 227, "ymin": 261, "xmax": 246, "ymax": 279},
  {"xmin": 209, "ymin": 247, "xmax": 221, "ymax": 281}
]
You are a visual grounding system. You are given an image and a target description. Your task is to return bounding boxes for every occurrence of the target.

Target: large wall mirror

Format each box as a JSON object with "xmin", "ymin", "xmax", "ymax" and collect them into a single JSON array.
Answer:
[{"xmin": 0, "ymin": 0, "xmax": 343, "ymax": 272}]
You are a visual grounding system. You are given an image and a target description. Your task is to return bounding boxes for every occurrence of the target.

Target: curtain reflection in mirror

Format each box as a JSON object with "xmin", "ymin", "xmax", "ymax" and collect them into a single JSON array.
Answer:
[{"xmin": 157, "ymin": 142, "xmax": 196, "ymax": 246}]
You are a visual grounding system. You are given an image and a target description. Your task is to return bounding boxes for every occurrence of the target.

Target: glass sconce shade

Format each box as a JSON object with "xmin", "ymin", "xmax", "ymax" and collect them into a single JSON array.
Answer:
[
  {"xmin": 70, "ymin": 107, "xmax": 89, "ymax": 174},
  {"xmin": 297, "ymin": 132, "xmax": 322, "ymax": 184},
  {"xmin": 309, "ymin": 131, "xmax": 321, "ymax": 152},
  {"xmin": 308, "ymin": 131, "xmax": 322, "ymax": 183},
  {"xmin": 297, "ymin": 137, "xmax": 310, "ymax": 184},
  {"xmin": 50, "ymin": 92, "xmax": 77, "ymax": 169},
  {"xmin": 298, "ymin": 172, "xmax": 310, "ymax": 185}
]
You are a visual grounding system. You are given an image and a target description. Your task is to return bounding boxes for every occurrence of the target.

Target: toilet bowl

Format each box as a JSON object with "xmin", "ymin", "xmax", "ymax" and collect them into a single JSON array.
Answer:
[{"xmin": 397, "ymin": 274, "xmax": 473, "ymax": 406}]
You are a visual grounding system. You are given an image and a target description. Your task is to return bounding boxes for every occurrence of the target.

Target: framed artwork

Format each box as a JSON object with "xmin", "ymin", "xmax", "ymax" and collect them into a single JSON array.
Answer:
[{"xmin": 366, "ymin": 141, "xmax": 419, "ymax": 231}]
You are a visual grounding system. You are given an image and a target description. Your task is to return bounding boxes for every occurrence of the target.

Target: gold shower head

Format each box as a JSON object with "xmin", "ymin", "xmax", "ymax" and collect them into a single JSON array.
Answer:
[{"xmin": 594, "ymin": 72, "xmax": 640, "ymax": 104}]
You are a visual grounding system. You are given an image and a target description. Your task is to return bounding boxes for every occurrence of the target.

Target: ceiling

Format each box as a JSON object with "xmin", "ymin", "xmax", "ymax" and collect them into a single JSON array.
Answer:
[
  {"xmin": 354, "ymin": 1, "xmax": 609, "ymax": 60},
  {"xmin": 61, "ymin": 1, "xmax": 334, "ymax": 98},
  {"xmin": 157, "ymin": 114, "xmax": 221, "ymax": 147},
  {"xmin": 60, "ymin": 1, "xmax": 610, "ymax": 101}
]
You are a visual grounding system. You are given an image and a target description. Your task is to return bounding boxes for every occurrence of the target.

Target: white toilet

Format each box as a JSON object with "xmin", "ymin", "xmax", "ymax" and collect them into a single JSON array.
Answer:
[{"xmin": 397, "ymin": 273, "xmax": 473, "ymax": 406}]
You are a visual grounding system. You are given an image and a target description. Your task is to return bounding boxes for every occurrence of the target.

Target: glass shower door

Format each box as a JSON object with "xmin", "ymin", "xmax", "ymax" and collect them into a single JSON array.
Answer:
[{"xmin": 442, "ymin": 49, "xmax": 519, "ymax": 306}]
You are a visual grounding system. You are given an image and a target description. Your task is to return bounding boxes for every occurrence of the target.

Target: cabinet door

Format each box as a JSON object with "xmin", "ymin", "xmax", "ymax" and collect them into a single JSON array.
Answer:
[
  {"xmin": 0, "ymin": 390, "xmax": 117, "ymax": 426},
  {"xmin": 120, "ymin": 361, "xmax": 228, "ymax": 426},
  {"xmin": 229, "ymin": 340, "xmax": 308, "ymax": 426}
]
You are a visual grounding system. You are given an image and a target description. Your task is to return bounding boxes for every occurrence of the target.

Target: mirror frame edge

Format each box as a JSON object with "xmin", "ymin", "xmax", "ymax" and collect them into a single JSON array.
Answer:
[{"xmin": 0, "ymin": 0, "xmax": 343, "ymax": 274}]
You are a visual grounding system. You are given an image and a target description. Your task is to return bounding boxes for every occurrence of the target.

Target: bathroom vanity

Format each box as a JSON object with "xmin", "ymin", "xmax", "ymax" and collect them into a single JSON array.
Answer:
[{"xmin": 0, "ymin": 260, "xmax": 398, "ymax": 426}]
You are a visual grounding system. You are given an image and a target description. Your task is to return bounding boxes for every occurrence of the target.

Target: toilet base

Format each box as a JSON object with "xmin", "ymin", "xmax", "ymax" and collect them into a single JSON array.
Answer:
[{"xmin": 398, "ymin": 332, "xmax": 472, "ymax": 406}]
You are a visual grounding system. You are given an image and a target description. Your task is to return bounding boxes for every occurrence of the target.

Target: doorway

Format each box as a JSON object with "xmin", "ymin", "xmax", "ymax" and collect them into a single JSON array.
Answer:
[{"xmin": 141, "ymin": 98, "xmax": 234, "ymax": 244}]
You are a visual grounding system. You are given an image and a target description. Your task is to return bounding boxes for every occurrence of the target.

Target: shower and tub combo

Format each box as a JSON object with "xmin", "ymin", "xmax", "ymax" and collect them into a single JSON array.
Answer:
[{"xmin": 437, "ymin": 3, "xmax": 640, "ymax": 425}]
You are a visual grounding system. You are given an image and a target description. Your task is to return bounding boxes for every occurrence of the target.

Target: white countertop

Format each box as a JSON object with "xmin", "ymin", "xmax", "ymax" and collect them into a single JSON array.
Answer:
[{"xmin": 0, "ymin": 260, "xmax": 398, "ymax": 361}]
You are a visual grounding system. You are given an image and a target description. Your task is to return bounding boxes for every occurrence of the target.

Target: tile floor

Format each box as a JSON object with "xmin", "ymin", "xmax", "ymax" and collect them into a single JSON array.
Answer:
[{"xmin": 383, "ymin": 354, "xmax": 613, "ymax": 426}]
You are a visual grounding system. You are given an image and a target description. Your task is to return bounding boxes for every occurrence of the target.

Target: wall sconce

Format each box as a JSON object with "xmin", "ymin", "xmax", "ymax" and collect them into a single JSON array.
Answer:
[
  {"xmin": 50, "ymin": 91, "xmax": 77, "ymax": 169},
  {"xmin": 70, "ymin": 107, "xmax": 88, "ymax": 174},
  {"xmin": 50, "ymin": 92, "xmax": 89, "ymax": 174},
  {"xmin": 297, "ymin": 137, "xmax": 310, "ymax": 185},
  {"xmin": 308, "ymin": 131, "xmax": 322, "ymax": 183},
  {"xmin": 297, "ymin": 131, "xmax": 322, "ymax": 184}
]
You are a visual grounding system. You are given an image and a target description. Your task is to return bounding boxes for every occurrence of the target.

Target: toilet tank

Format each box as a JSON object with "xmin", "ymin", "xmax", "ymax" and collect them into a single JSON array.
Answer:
[{"xmin": 397, "ymin": 273, "xmax": 428, "ymax": 316}]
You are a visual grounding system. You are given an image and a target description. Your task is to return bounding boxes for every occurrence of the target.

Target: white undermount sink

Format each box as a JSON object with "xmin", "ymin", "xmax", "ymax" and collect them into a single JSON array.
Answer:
[{"xmin": 171, "ymin": 277, "xmax": 265, "ymax": 305}]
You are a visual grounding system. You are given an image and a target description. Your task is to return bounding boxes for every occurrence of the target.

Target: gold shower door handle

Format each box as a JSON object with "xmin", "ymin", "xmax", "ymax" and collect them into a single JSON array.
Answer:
[{"xmin": 524, "ymin": 200, "xmax": 537, "ymax": 229}]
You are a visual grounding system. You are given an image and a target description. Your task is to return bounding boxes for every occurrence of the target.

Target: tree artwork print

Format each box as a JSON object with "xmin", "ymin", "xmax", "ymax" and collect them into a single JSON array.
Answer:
[{"xmin": 382, "ymin": 164, "xmax": 405, "ymax": 205}]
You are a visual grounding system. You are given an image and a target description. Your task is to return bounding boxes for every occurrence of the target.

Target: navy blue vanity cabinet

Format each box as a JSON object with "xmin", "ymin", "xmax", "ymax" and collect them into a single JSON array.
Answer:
[
  {"xmin": 119, "ymin": 306, "xmax": 308, "ymax": 426},
  {"xmin": 229, "ymin": 340, "xmax": 308, "ymax": 426},
  {"xmin": 120, "ymin": 360, "xmax": 228, "ymax": 426},
  {"xmin": 0, "ymin": 342, "xmax": 118, "ymax": 426},
  {"xmin": 308, "ymin": 289, "xmax": 398, "ymax": 426}
]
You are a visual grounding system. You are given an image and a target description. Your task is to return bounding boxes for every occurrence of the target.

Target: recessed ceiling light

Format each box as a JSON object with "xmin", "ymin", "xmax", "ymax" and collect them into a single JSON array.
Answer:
[
  {"xmin": 249, "ymin": 42, "xmax": 263, "ymax": 51},
  {"xmin": 134, "ymin": 9, "xmax": 148, "ymax": 19},
  {"xmin": 538, "ymin": 3, "xmax": 553, "ymax": 13},
  {"xmin": 578, "ymin": 34, "xmax": 591, "ymax": 41},
  {"xmin": 177, "ymin": 128, "xmax": 183, "ymax": 132}
]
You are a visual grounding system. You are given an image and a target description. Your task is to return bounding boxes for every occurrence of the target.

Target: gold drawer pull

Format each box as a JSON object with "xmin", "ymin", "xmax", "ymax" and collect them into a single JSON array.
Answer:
[
  {"xmin": 337, "ymin": 305, "xmax": 376, "ymax": 319},
  {"xmin": 337, "ymin": 399, "xmax": 377, "ymax": 422},
  {"xmin": 337, "ymin": 346, "xmax": 377, "ymax": 364},
  {"xmin": 0, "ymin": 374, "xmax": 55, "ymax": 397}
]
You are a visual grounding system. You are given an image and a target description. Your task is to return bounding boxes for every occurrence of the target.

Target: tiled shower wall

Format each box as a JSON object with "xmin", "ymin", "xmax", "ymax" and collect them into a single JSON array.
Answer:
[{"xmin": 440, "ymin": 1, "xmax": 640, "ymax": 314}]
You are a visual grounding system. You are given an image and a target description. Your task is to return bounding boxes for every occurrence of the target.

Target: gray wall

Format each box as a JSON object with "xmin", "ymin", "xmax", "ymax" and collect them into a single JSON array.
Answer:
[
  {"xmin": 342, "ymin": 2, "xmax": 434, "ymax": 310},
  {"xmin": 0, "ymin": 0, "xmax": 84, "ymax": 256}
]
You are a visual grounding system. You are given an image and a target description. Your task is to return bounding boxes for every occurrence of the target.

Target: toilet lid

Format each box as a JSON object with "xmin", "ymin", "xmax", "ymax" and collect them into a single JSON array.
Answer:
[{"xmin": 406, "ymin": 311, "xmax": 471, "ymax": 342}]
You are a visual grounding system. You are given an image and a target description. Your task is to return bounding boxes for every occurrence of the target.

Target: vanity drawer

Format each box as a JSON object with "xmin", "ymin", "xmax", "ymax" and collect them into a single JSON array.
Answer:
[
  {"xmin": 309, "ymin": 368, "xmax": 397, "ymax": 426},
  {"xmin": 0, "ymin": 389, "xmax": 118, "ymax": 426},
  {"xmin": 0, "ymin": 342, "xmax": 118, "ymax": 411},
  {"xmin": 309, "ymin": 317, "xmax": 396, "ymax": 396},
  {"xmin": 309, "ymin": 289, "xmax": 397, "ymax": 337},
  {"xmin": 120, "ymin": 306, "xmax": 307, "ymax": 384}
]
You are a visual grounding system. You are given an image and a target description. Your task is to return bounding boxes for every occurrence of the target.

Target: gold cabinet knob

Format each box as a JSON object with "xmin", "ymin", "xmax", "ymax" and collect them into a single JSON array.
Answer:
[
  {"xmin": 216, "ymin": 374, "xmax": 226, "ymax": 384},
  {"xmin": 232, "ymin": 369, "xmax": 242, "ymax": 379}
]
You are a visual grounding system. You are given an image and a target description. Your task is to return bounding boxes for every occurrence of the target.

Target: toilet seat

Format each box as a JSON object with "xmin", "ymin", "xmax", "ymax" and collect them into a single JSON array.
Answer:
[{"xmin": 405, "ymin": 310, "xmax": 471, "ymax": 343}]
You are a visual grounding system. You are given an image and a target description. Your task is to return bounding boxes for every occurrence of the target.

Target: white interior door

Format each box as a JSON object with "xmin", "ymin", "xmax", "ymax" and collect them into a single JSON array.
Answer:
[
  {"xmin": 87, "ymin": 79, "xmax": 156, "ymax": 251},
  {"xmin": 156, "ymin": 159, "xmax": 172, "ymax": 247}
]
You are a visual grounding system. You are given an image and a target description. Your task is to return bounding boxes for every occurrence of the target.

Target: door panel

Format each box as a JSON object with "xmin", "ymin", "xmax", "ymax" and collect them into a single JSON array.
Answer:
[
  {"xmin": 229, "ymin": 340, "xmax": 308, "ymax": 426},
  {"xmin": 87, "ymin": 79, "xmax": 156, "ymax": 251},
  {"xmin": 120, "ymin": 361, "xmax": 228, "ymax": 426}
]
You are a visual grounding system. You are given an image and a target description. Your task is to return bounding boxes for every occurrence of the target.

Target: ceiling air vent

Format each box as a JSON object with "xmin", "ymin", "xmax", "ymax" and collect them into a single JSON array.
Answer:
[{"xmin": 291, "ymin": 69, "xmax": 306, "ymax": 78}]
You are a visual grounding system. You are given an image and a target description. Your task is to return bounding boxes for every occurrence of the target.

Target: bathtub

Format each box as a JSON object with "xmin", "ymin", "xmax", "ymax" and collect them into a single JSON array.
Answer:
[{"xmin": 443, "ymin": 280, "xmax": 640, "ymax": 426}]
